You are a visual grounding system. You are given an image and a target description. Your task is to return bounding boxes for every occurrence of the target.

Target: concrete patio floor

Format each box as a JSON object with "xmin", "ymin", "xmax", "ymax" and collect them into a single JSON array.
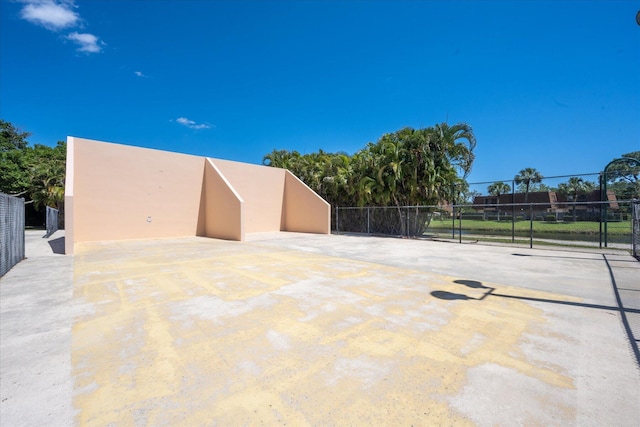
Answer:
[{"xmin": 1, "ymin": 230, "xmax": 639, "ymax": 426}]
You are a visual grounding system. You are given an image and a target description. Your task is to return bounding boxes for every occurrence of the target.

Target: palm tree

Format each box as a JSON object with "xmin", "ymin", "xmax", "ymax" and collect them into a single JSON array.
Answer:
[
  {"xmin": 28, "ymin": 142, "xmax": 66, "ymax": 223},
  {"xmin": 558, "ymin": 177, "xmax": 595, "ymax": 221},
  {"xmin": 487, "ymin": 181, "xmax": 511, "ymax": 197},
  {"xmin": 433, "ymin": 122, "xmax": 477, "ymax": 179},
  {"xmin": 487, "ymin": 181, "xmax": 511, "ymax": 220},
  {"xmin": 514, "ymin": 168, "xmax": 543, "ymax": 203},
  {"xmin": 29, "ymin": 158, "xmax": 65, "ymax": 231},
  {"xmin": 30, "ymin": 172, "xmax": 64, "ymax": 210},
  {"xmin": 262, "ymin": 122, "xmax": 477, "ymax": 236},
  {"xmin": 320, "ymin": 153, "xmax": 350, "ymax": 206},
  {"xmin": 262, "ymin": 149, "xmax": 301, "ymax": 169}
]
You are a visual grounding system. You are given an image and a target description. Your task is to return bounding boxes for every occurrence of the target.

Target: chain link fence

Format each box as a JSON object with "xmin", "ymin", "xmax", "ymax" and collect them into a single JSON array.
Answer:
[
  {"xmin": 336, "ymin": 206, "xmax": 451, "ymax": 238},
  {"xmin": 335, "ymin": 171, "xmax": 639, "ymax": 254},
  {"xmin": 336, "ymin": 200, "xmax": 636, "ymax": 252},
  {"xmin": 1, "ymin": 193, "xmax": 25, "ymax": 277}
]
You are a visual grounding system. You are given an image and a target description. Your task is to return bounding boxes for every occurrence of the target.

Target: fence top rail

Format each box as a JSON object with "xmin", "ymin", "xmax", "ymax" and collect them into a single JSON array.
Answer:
[
  {"xmin": 337, "ymin": 205, "xmax": 451, "ymax": 210},
  {"xmin": 337, "ymin": 199, "xmax": 638, "ymax": 210},
  {"xmin": 467, "ymin": 172, "xmax": 602, "ymax": 186},
  {"xmin": 463, "ymin": 200, "xmax": 634, "ymax": 209}
]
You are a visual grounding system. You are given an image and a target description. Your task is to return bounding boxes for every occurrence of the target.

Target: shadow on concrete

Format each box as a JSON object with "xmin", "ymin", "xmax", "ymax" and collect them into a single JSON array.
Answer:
[
  {"xmin": 48, "ymin": 237, "xmax": 65, "ymax": 255},
  {"xmin": 430, "ymin": 291, "xmax": 474, "ymax": 300},
  {"xmin": 433, "ymin": 269, "xmax": 640, "ymax": 368},
  {"xmin": 603, "ymin": 254, "xmax": 640, "ymax": 369},
  {"xmin": 453, "ymin": 279, "xmax": 489, "ymax": 289}
]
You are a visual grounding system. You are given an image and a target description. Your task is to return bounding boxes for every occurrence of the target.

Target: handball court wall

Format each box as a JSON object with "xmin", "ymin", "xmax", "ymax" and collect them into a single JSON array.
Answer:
[{"xmin": 64, "ymin": 137, "xmax": 330, "ymax": 255}]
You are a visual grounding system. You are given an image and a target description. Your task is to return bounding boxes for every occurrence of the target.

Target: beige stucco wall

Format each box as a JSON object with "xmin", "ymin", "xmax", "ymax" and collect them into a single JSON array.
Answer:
[
  {"xmin": 201, "ymin": 159, "xmax": 244, "ymax": 241},
  {"xmin": 210, "ymin": 158, "xmax": 286, "ymax": 234},
  {"xmin": 68, "ymin": 138, "xmax": 205, "ymax": 252},
  {"xmin": 283, "ymin": 171, "xmax": 331, "ymax": 234},
  {"xmin": 65, "ymin": 137, "xmax": 330, "ymax": 254}
]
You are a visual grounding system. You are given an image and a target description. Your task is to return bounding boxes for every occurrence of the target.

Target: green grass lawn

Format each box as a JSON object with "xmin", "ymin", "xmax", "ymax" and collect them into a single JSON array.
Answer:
[{"xmin": 428, "ymin": 218, "xmax": 631, "ymax": 236}]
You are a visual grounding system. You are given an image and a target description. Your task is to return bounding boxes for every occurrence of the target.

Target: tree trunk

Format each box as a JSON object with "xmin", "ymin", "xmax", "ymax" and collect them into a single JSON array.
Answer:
[{"xmin": 392, "ymin": 196, "xmax": 406, "ymax": 237}]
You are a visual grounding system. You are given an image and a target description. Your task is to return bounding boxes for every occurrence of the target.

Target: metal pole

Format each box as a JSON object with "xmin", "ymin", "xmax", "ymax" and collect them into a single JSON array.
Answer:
[
  {"xmin": 367, "ymin": 207, "xmax": 370, "ymax": 235},
  {"xmin": 512, "ymin": 180, "xmax": 516, "ymax": 243},
  {"xmin": 451, "ymin": 183, "xmax": 456, "ymax": 240},
  {"xmin": 452, "ymin": 205, "xmax": 456, "ymax": 239},
  {"xmin": 599, "ymin": 175, "xmax": 603, "ymax": 248},
  {"xmin": 459, "ymin": 206, "xmax": 462, "ymax": 244},
  {"xmin": 530, "ymin": 203, "xmax": 533, "ymax": 249},
  {"xmin": 604, "ymin": 173, "xmax": 608, "ymax": 248},
  {"xmin": 406, "ymin": 207, "xmax": 409, "ymax": 238},
  {"xmin": 336, "ymin": 207, "xmax": 339, "ymax": 234}
]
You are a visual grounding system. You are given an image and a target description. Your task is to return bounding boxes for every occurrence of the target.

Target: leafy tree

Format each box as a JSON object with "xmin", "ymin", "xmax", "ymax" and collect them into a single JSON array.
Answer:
[
  {"xmin": 0, "ymin": 119, "xmax": 29, "ymax": 151},
  {"xmin": 0, "ymin": 120, "xmax": 66, "ymax": 212},
  {"xmin": 0, "ymin": 120, "xmax": 32, "ymax": 194},
  {"xmin": 605, "ymin": 151, "xmax": 640, "ymax": 200},
  {"xmin": 464, "ymin": 189, "xmax": 482, "ymax": 204},
  {"xmin": 537, "ymin": 183, "xmax": 552, "ymax": 192},
  {"xmin": 514, "ymin": 167, "xmax": 543, "ymax": 202}
]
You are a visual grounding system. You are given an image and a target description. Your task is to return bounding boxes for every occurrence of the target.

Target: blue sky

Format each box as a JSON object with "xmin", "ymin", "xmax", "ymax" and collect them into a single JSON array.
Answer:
[{"xmin": 1, "ymin": 0, "xmax": 639, "ymax": 184}]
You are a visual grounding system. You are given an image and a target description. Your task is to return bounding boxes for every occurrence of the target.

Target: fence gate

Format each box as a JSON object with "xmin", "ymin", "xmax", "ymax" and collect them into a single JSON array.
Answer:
[
  {"xmin": 45, "ymin": 206, "xmax": 59, "ymax": 238},
  {"xmin": 633, "ymin": 200, "xmax": 640, "ymax": 260}
]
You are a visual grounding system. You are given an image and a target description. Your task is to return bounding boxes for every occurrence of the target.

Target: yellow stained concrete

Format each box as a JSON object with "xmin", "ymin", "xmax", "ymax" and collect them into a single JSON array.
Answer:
[{"xmin": 71, "ymin": 237, "xmax": 581, "ymax": 426}]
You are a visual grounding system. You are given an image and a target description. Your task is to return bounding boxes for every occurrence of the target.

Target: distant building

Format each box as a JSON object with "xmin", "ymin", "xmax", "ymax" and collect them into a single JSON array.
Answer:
[
  {"xmin": 557, "ymin": 189, "xmax": 618, "ymax": 219},
  {"xmin": 472, "ymin": 190, "xmax": 617, "ymax": 220}
]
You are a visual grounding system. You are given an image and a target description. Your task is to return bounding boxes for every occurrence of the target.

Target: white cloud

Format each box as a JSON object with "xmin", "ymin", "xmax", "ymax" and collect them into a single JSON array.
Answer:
[
  {"xmin": 66, "ymin": 32, "xmax": 103, "ymax": 53},
  {"xmin": 18, "ymin": 1, "xmax": 104, "ymax": 54},
  {"xmin": 175, "ymin": 117, "xmax": 212, "ymax": 130},
  {"xmin": 19, "ymin": 0, "xmax": 79, "ymax": 30},
  {"xmin": 134, "ymin": 71, "xmax": 146, "ymax": 78}
]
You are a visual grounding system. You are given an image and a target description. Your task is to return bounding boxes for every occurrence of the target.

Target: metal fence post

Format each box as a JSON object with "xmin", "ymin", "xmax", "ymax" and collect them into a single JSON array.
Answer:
[
  {"xmin": 604, "ymin": 186, "xmax": 608, "ymax": 248},
  {"xmin": 367, "ymin": 207, "xmax": 370, "ymax": 235},
  {"xmin": 529, "ymin": 203, "xmax": 533, "ymax": 249},
  {"xmin": 599, "ymin": 174, "xmax": 603, "ymax": 248},
  {"xmin": 459, "ymin": 206, "xmax": 462, "ymax": 244},
  {"xmin": 405, "ymin": 207, "xmax": 409, "ymax": 238},
  {"xmin": 512, "ymin": 180, "xmax": 516, "ymax": 243},
  {"xmin": 452, "ymin": 205, "xmax": 456, "ymax": 239},
  {"xmin": 336, "ymin": 206, "xmax": 339, "ymax": 234}
]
